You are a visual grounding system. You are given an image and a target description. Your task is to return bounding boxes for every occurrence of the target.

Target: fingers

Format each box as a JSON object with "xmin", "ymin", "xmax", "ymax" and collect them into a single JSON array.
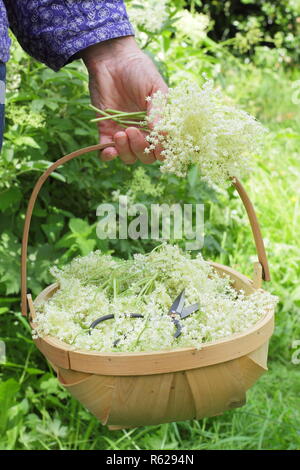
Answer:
[
  {"xmin": 114, "ymin": 131, "xmax": 137, "ymax": 165},
  {"xmin": 100, "ymin": 127, "xmax": 164, "ymax": 164},
  {"xmin": 99, "ymin": 127, "xmax": 156, "ymax": 165},
  {"xmin": 153, "ymin": 143, "xmax": 165, "ymax": 161},
  {"xmin": 99, "ymin": 134, "xmax": 118, "ymax": 161},
  {"xmin": 125, "ymin": 127, "xmax": 156, "ymax": 164},
  {"xmin": 101, "ymin": 146, "xmax": 118, "ymax": 161}
]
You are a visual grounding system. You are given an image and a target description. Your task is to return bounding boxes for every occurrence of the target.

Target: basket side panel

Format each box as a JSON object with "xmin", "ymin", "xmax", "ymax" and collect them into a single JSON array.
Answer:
[
  {"xmin": 107, "ymin": 373, "xmax": 174, "ymax": 426},
  {"xmin": 58, "ymin": 367, "xmax": 91, "ymax": 385},
  {"xmin": 58, "ymin": 372, "xmax": 116, "ymax": 425},
  {"xmin": 238, "ymin": 341, "xmax": 269, "ymax": 390},
  {"xmin": 185, "ymin": 359, "xmax": 247, "ymax": 419},
  {"xmin": 164, "ymin": 371, "xmax": 196, "ymax": 422},
  {"xmin": 248, "ymin": 341, "xmax": 269, "ymax": 369},
  {"xmin": 55, "ymin": 341, "xmax": 269, "ymax": 428}
]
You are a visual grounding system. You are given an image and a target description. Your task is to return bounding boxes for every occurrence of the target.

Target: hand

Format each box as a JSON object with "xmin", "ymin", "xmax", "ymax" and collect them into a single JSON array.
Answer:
[{"xmin": 81, "ymin": 37, "xmax": 168, "ymax": 164}]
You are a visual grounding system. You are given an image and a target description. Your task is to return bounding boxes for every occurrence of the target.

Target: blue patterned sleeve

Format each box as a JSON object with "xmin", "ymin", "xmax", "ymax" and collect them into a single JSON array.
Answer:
[{"xmin": 4, "ymin": 0, "xmax": 135, "ymax": 71}]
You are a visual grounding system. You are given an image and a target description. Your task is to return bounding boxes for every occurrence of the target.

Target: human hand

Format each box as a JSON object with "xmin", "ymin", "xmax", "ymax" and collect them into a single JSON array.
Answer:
[{"xmin": 81, "ymin": 37, "xmax": 168, "ymax": 164}]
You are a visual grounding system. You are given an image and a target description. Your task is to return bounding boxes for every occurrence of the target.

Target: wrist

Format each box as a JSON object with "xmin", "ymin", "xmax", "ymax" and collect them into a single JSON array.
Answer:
[{"xmin": 81, "ymin": 36, "xmax": 140, "ymax": 71}]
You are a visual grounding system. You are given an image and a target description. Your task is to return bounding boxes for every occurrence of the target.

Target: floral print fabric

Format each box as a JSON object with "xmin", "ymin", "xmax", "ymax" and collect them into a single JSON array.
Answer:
[
  {"xmin": 0, "ymin": 1, "xmax": 134, "ymax": 71},
  {"xmin": 0, "ymin": 62, "xmax": 6, "ymax": 151}
]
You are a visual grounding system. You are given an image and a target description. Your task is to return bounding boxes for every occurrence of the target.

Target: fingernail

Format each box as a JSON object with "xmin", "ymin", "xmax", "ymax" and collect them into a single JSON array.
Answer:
[{"xmin": 115, "ymin": 132, "xmax": 126, "ymax": 142}]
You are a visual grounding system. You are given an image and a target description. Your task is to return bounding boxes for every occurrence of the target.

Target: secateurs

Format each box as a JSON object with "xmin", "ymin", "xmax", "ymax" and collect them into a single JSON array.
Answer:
[
  {"xmin": 168, "ymin": 289, "xmax": 199, "ymax": 338},
  {"xmin": 88, "ymin": 289, "xmax": 199, "ymax": 345},
  {"xmin": 88, "ymin": 313, "xmax": 144, "ymax": 347}
]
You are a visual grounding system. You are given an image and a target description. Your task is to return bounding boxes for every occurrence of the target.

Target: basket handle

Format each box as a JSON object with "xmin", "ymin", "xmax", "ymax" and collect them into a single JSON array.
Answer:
[{"xmin": 21, "ymin": 143, "xmax": 270, "ymax": 317}]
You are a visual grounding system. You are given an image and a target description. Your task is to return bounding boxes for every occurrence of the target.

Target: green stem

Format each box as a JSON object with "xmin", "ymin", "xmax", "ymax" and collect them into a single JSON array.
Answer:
[
  {"xmin": 90, "ymin": 115, "xmax": 117, "ymax": 122},
  {"xmin": 118, "ymin": 120, "xmax": 146, "ymax": 125},
  {"xmin": 89, "ymin": 104, "xmax": 109, "ymax": 115},
  {"xmin": 132, "ymin": 311, "xmax": 151, "ymax": 349},
  {"xmin": 91, "ymin": 112, "xmax": 144, "ymax": 122},
  {"xmin": 113, "ymin": 278, "xmax": 118, "ymax": 302},
  {"xmin": 89, "ymin": 104, "xmax": 146, "ymax": 118},
  {"xmin": 137, "ymin": 274, "xmax": 157, "ymax": 300},
  {"xmin": 91, "ymin": 116, "xmax": 147, "ymax": 126},
  {"xmin": 89, "ymin": 104, "xmax": 148, "ymax": 130},
  {"xmin": 106, "ymin": 108, "xmax": 146, "ymax": 116}
]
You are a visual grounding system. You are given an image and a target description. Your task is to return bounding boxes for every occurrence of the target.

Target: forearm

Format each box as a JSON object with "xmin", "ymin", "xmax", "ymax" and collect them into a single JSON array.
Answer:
[{"xmin": 4, "ymin": 0, "xmax": 135, "ymax": 71}]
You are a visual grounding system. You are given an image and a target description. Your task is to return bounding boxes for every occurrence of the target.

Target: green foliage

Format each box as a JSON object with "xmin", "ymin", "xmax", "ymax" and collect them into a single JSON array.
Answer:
[
  {"xmin": 0, "ymin": 0, "xmax": 299, "ymax": 450},
  {"xmin": 197, "ymin": 0, "xmax": 300, "ymax": 64}
]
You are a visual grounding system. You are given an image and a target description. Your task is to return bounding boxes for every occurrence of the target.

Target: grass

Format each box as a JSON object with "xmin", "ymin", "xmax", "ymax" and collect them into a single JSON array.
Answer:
[{"xmin": 1, "ymin": 63, "xmax": 300, "ymax": 450}]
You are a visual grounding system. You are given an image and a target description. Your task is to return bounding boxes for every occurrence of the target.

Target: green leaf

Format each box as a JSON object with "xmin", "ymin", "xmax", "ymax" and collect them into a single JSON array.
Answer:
[
  {"xmin": 42, "ymin": 214, "xmax": 65, "ymax": 243},
  {"xmin": 25, "ymin": 368, "xmax": 46, "ymax": 375},
  {"xmin": 14, "ymin": 136, "xmax": 40, "ymax": 149},
  {"xmin": 40, "ymin": 377, "xmax": 61, "ymax": 395},
  {"xmin": 0, "ymin": 379, "xmax": 20, "ymax": 435},
  {"xmin": 69, "ymin": 218, "xmax": 92, "ymax": 235},
  {"xmin": 30, "ymin": 99, "xmax": 46, "ymax": 112},
  {"xmin": 54, "ymin": 232, "xmax": 75, "ymax": 249},
  {"xmin": 77, "ymin": 237, "xmax": 96, "ymax": 256},
  {"xmin": 0, "ymin": 232, "xmax": 21, "ymax": 294},
  {"xmin": 51, "ymin": 172, "xmax": 66, "ymax": 182},
  {"xmin": 290, "ymin": 286, "xmax": 300, "ymax": 302},
  {"xmin": 0, "ymin": 297, "xmax": 19, "ymax": 305},
  {"xmin": 27, "ymin": 244, "xmax": 59, "ymax": 294},
  {"xmin": 0, "ymin": 187, "xmax": 22, "ymax": 211}
]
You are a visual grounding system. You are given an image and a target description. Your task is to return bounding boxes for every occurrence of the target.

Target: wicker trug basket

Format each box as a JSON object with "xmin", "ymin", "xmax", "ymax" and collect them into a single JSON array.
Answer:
[{"xmin": 21, "ymin": 143, "xmax": 274, "ymax": 430}]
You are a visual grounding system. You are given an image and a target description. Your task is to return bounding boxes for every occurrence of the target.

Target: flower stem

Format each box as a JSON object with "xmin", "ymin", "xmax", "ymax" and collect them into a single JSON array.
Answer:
[
  {"xmin": 89, "ymin": 104, "xmax": 148, "ymax": 131},
  {"xmin": 132, "ymin": 311, "xmax": 151, "ymax": 349},
  {"xmin": 106, "ymin": 108, "xmax": 146, "ymax": 116},
  {"xmin": 118, "ymin": 120, "xmax": 146, "ymax": 125}
]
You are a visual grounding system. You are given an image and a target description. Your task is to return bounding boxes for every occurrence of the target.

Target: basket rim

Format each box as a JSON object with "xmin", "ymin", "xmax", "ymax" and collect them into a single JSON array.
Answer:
[{"xmin": 31, "ymin": 262, "xmax": 275, "ymax": 376}]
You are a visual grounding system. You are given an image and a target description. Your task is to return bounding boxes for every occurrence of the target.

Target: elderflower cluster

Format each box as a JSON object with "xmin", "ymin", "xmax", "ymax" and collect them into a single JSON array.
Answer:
[
  {"xmin": 127, "ymin": 0, "xmax": 168, "ymax": 33},
  {"xmin": 33, "ymin": 244, "xmax": 277, "ymax": 353},
  {"xmin": 145, "ymin": 79, "xmax": 266, "ymax": 187},
  {"xmin": 175, "ymin": 10, "xmax": 210, "ymax": 43},
  {"xmin": 6, "ymin": 105, "xmax": 45, "ymax": 129}
]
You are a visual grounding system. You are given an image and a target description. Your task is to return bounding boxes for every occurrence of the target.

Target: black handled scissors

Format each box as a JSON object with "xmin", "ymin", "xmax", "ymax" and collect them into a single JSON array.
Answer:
[
  {"xmin": 88, "ymin": 289, "xmax": 198, "ymax": 345},
  {"xmin": 168, "ymin": 289, "xmax": 199, "ymax": 338},
  {"xmin": 88, "ymin": 313, "xmax": 144, "ymax": 346}
]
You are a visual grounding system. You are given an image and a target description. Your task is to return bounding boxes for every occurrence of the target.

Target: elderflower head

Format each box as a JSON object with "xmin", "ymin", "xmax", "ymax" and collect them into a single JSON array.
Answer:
[
  {"xmin": 127, "ymin": 0, "xmax": 168, "ymax": 33},
  {"xmin": 175, "ymin": 10, "xmax": 210, "ymax": 43},
  {"xmin": 34, "ymin": 244, "xmax": 277, "ymax": 353},
  {"xmin": 145, "ymin": 79, "xmax": 266, "ymax": 187}
]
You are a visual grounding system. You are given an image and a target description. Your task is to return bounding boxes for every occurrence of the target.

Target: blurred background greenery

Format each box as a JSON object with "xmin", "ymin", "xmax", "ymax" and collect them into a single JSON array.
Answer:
[{"xmin": 0, "ymin": 0, "xmax": 299, "ymax": 450}]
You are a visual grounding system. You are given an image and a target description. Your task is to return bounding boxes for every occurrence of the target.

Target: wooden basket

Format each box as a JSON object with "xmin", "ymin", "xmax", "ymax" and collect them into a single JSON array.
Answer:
[{"xmin": 21, "ymin": 143, "xmax": 275, "ymax": 429}]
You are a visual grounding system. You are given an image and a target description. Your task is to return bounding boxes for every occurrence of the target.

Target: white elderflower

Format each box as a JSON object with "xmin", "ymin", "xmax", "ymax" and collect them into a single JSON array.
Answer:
[
  {"xmin": 34, "ymin": 245, "xmax": 278, "ymax": 353},
  {"xmin": 175, "ymin": 10, "xmax": 210, "ymax": 43},
  {"xmin": 145, "ymin": 79, "xmax": 267, "ymax": 187},
  {"xmin": 127, "ymin": 0, "xmax": 168, "ymax": 33}
]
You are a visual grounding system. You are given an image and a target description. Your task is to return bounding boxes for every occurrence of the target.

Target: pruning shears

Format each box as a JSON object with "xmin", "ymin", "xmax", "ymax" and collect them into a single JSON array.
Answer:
[
  {"xmin": 88, "ymin": 313, "xmax": 144, "ymax": 347},
  {"xmin": 88, "ymin": 289, "xmax": 199, "ymax": 345},
  {"xmin": 168, "ymin": 289, "xmax": 199, "ymax": 338}
]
